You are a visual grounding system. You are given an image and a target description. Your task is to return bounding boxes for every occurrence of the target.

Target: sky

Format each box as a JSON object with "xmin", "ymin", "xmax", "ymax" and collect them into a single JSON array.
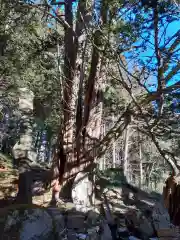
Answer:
[
  {"xmin": 138, "ymin": 20, "xmax": 180, "ymax": 91},
  {"xmin": 134, "ymin": 18, "xmax": 180, "ymax": 112},
  {"xmin": 121, "ymin": 5, "xmax": 180, "ymax": 91}
]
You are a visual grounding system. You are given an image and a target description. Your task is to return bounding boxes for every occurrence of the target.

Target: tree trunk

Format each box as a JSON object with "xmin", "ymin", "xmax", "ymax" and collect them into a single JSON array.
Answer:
[
  {"xmin": 50, "ymin": 0, "xmax": 112, "ymax": 204},
  {"xmin": 50, "ymin": 0, "xmax": 133, "ymax": 203},
  {"xmin": 100, "ymin": 123, "xmax": 106, "ymax": 171},
  {"xmin": 123, "ymin": 125, "xmax": 130, "ymax": 181},
  {"xmin": 145, "ymin": 162, "xmax": 155, "ymax": 187},
  {"xmin": 112, "ymin": 115, "xmax": 116, "ymax": 168},
  {"xmin": 139, "ymin": 141, "xmax": 143, "ymax": 188}
]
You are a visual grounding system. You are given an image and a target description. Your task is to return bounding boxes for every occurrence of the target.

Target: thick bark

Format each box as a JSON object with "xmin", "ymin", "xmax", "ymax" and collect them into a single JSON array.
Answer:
[
  {"xmin": 51, "ymin": 0, "xmax": 95, "ymax": 201},
  {"xmin": 51, "ymin": 0, "xmax": 119, "ymax": 202},
  {"xmin": 163, "ymin": 174, "xmax": 180, "ymax": 226}
]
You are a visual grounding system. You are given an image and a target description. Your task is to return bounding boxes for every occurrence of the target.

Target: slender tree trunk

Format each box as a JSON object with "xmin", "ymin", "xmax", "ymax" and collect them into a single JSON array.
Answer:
[
  {"xmin": 146, "ymin": 162, "xmax": 155, "ymax": 187},
  {"xmin": 103, "ymin": 124, "xmax": 106, "ymax": 170},
  {"xmin": 112, "ymin": 142, "xmax": 116, "ymax": 168},
  {"xmin": 112, "ymin": 115, "xmax": 116, "ymax": 168},
  {"xmin": 139, "ymin": 141, "xmax": 143, "ymax": 188},
  {"xmin": 100, "ymin": 123, "xmax": 106, "ymax": 170},
  {"xmin": 123, "ymin": 125, "xmax": 130, "ymax": 181}
]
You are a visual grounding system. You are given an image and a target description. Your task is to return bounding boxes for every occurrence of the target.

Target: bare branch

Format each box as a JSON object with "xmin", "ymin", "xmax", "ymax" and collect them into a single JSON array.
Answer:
[{"xmin": 164, "ymin": 62, "xmax": 180, "ymax": 83}]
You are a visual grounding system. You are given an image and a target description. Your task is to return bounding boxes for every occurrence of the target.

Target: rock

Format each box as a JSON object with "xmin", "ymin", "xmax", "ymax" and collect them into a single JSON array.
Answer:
[
  {"xmin": 103, "ymin": 187, "xmax": 137, "ymax": 213},
  {"xmin": 12, "ymin": 88, "xmax": 37, "ymax": 163},
  {"xmin": 12, "ymin": 144, "xmax": 27, "ymax": 160},
  {"xmin": 66, "ymin": 229, "xmax": 77, "ymax": 240},
  {"xmin": 27, "ymin": 150, "xmax": 37, "ymax": 162},
  {"xmin": 72, "ymin": 171, "xmax": 94, "ymax": 212},
  {"xmin": 157, "ymin": 227, "xmax": 180, "ymax": 239},
  {"xmin": 18, "ymin": 87, "xmax": 34, "ymax": 112},
  {"xmin": 104, "ymin": 188, "xmax": 122, "ymax": 203},
  {"xmin": 3, "ymin": 208, "xmax": 54, "ymax": 240},
  {"xmin": 118, "ymin": 217, "xmax": 127, "ymax": 227},
  {"xmin": 64, "ymin": 202, "xmax": 76, "ymax": 210},
  {"xmin": 67, "ymin": 214, "xmax": 85, "ymax": 230},
  {"xmin": 124, "ymin": 209, "xmax": 155, "ymax": 239},
  {"xmin": 20, "ymin": 210, "xmax": 53, "ymax": 240},
  {"xmin": 100, "ymin": 222, "xmax": 112, "ymax": 240},
  {"xmin": 12, "ymin": 140, "xmax": 37, "ymax": 162},
  {"xmin": 87, "ymin": 226, "xmax": 100, "ymax": 240},
  {"xmin": 129, "ymin": 236, "xmax": 141, "ymax": 240},
  {"xmin": 86, "ymin": 210, "xmax": 100, "ymax": 226},
  {"xmin": 46, "ymin": 207, "xmax": 65, "ymax": 238},
  {"xmin": 125, "ymin": 209, "xmax": 140, "ymax": 227},
  {"xmin": 152, "ymin": 202, "xmax": 171, "ymax": 231},
  {"xmin": 138, "ymin": 216, "xmax": 154, "ymax": 238},
  {"xmin": 117, "ymin": 227, "xmax": 129, "ymax": 238}
]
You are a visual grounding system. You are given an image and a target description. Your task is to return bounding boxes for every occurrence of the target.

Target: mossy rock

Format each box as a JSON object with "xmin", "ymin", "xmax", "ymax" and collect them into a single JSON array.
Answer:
[
  {"xmin": 0, "ymin": 204, "xmax": 45, "ymax": 224},
  {"xmin": 0, "ymin": 204, "xmax": 55, "ymax": 240},
  {"xmin": 56, "ymin": 201, "xmax": 75, "ymax": 211},
  {"xmin": 0, "ymin": 152, "xmax": 14, "ymax": 169}
]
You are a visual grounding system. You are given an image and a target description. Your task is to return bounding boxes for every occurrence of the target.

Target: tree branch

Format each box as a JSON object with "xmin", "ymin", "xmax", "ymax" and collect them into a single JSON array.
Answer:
[{"xmin": 18, "ymin": 1, "xmax": 77, "ymax": 37}]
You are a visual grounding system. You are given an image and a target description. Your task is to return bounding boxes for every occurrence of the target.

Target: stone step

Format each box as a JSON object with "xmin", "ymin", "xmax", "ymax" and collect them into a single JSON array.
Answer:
[
  {"xmin": 47, "ymin": 207, "xmax": 87, "ymax": 231},
  {"xmin": 66, "ymin": 215, "xmax": 86, "ymax": 229}
]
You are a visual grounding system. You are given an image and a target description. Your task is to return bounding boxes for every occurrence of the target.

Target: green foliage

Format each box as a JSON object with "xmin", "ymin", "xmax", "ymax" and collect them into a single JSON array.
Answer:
[
  {"xmin": 0, "ymin": 0, "xmax": 62, "ymax": 135},
  {"xmin": 96, "ymin": 168, "xmax": 127, "ymax": 188}
]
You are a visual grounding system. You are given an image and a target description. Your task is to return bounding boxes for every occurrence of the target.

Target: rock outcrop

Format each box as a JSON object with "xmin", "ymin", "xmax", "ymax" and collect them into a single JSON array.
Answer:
[
  {"xmin": 72, "ymin": 171, "xmax": 94, "ymax": 213},
  {"xmin": 12, "ymin": 87, "xmax": 37, "ymax": 164}
]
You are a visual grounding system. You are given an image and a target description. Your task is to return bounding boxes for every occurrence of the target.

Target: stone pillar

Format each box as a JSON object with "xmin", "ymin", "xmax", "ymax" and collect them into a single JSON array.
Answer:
[{"xmin": 12, "ymin": 88, "xmax": 37, "ymax": 204}]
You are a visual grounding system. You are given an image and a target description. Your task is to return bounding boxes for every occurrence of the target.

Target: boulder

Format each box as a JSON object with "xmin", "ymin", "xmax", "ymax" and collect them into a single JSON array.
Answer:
[
  {"xmin": 100, "ymin": 222, "xmax": 112, "ymax": 240},
  {"xmin": 72, "ymin": 171, "xmax": 94, "ymax": 212},
  {"xmin": 27, "ymin": 150, "xmax": 37, "ymax": 162},
  {"xmin": 152, "ymin": 202, "xmax": 171, "ymax": 231},
  {"xmin": 138, "ymin": 215, "xmax": 154, "ymax": 238},
  {"xmin": 2, "ymin": 207, "xmax": 54, "ymax": 240},
  {"xmin": 86, "ymin": 210, "xmax": 100, "ymax": 226},
  {"xmin": 12, "ymin": 88, "xmax": 37, "ymax": 163},
  {"xmin": 18, "ymin": 87, "xmax": 34, "ymax": 112},
  {"xmin": 67, "ymin": 214, "xmax": 85, "ymax": 230}
]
